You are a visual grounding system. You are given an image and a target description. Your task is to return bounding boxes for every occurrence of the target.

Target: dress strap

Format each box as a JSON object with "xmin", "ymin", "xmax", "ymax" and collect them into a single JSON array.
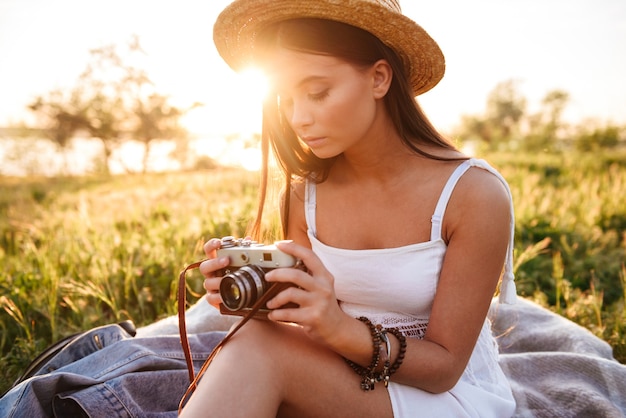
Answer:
[
  {"xmin": 430, "ymin": 160, "xmax": 472, "ymax": 242},
  {"xmin": 430, "ymin": 159, "xmax": 517, "ymax": 304},
  {"xmin": 304, "ymin": 179, "xmax": 317, "ymax": 236}
]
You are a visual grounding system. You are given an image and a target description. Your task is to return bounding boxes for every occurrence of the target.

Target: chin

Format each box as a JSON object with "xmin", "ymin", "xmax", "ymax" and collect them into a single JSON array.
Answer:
[{"xmin": 310, "ymin": 149, "xmax": 342, "ymax": 160}]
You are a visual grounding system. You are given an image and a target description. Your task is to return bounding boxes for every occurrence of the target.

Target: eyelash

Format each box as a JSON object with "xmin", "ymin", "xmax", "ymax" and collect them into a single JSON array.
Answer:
[
  {"xmin": 278, "ymin": 89, "xmax": 329, "ymax": 110},
  {"xmin": 309, "ymin": 90, "xmax": 329, "ymax": 102}
]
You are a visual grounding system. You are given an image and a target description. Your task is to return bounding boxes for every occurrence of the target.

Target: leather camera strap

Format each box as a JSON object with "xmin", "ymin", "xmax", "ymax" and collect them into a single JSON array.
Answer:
[{"xmin": 177, "ymin": 260, "xmax": 291, "ymax": 413}]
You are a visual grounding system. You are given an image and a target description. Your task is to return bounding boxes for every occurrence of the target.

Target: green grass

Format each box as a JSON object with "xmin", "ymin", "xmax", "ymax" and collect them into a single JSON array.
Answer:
[
  {"xmin": 0, "ymin": 168, "xmax": 264, "ymax": 390},
  {"xmin": 1, "ymin": 150, "xmax": 625, "ymax": 394},
  {"xmin": 493, "ymin": 150, "xmax": 626, "ymax": 362}
]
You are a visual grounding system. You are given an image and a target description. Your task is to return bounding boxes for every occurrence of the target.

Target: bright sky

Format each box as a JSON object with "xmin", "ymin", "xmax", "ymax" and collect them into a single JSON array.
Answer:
[{"xmin": 0, "ymin": 0, "xmax": 625, "ymax": 137}]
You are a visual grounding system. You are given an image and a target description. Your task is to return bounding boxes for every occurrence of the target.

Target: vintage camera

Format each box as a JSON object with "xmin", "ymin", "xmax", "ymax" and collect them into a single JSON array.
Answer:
[{"xmin": 216, "ymin": 236, "xmax": 302, "ymax": 318}]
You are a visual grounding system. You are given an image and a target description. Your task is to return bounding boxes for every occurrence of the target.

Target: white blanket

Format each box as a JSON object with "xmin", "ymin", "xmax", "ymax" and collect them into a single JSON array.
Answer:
[
  {"xmin": 489, "ymin": 298, "xmax": 626, "ymax": 418},
  {"xmin": 139, "ymin": 298, "xmax": 626, "ymax": 417}
]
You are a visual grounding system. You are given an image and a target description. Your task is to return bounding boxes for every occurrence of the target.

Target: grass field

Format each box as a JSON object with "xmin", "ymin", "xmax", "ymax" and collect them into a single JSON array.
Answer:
[{"xmin": 1, "ymin": 150, "xmax": 625, "ymax": 394}]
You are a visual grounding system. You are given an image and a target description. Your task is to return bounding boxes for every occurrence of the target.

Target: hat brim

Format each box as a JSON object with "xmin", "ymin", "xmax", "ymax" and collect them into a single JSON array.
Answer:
[{"xmin": 213, "ymin": 0, "xmax": 445, "ymax": 96}]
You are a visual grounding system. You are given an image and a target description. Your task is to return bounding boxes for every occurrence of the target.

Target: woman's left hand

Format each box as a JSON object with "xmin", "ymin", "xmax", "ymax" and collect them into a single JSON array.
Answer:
[{"xmin": 264, "ymin": 241, "xmax": 346, "ymax": 345}]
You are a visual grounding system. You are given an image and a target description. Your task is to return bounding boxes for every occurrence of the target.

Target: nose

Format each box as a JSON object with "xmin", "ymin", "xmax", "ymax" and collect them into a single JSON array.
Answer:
[{"xmin": 288, "ymin": 100, "xmax": 314, "ymax": 130}]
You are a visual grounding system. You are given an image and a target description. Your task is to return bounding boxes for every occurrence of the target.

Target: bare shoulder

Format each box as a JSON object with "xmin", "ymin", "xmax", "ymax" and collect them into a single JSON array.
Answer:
[
  {"xmin": 460, "ymin": 165, "xmax": 510, "ymax": 204},
  {"xmin": 443, "ymin": 165, "xmax": 511, "ymax": 241}
]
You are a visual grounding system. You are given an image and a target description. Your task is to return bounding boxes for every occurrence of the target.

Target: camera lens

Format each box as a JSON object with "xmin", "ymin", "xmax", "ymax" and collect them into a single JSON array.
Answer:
[
  {"xmin": 226, "ymin": 283, "xmax": 241, "ymax": 303},
  {"xmin": 220, "ymin": 264, "xmax": 267, "ymax": 310}
]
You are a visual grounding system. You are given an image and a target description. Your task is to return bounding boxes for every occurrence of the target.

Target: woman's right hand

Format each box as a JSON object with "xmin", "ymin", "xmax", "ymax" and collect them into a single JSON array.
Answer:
[{"xmin": 200, "ymin": 238, "xmax": 230, "ymax": 309}]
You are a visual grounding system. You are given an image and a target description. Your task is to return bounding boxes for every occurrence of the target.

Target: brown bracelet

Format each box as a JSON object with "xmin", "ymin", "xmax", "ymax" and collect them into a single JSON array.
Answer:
[
  {"xmin": 377, "ymin": 328, "xmax": 391, "ymax": 387},
  {"xmin": 344, "ymin": 316, "xmax": 381, "ymax": 391},
  {"xmin": 344, "ymin": 320, "xmax": 408, "ymax": 391},
  {"xmin": 384, "ymin": 327, "xmax": 407, "ymax": 377}
]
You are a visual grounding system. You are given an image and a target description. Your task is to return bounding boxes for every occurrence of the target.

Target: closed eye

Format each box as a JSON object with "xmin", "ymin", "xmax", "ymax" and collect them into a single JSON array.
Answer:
[{"xmin": 309, "ymin": 90, "xmax": 329, "ymax": 102}]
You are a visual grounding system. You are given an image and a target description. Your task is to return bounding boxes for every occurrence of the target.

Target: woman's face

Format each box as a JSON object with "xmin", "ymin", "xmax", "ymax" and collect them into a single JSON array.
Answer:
[{"xmin": 266, "ymin": 48, "xmax": 382, "ymax": 159}]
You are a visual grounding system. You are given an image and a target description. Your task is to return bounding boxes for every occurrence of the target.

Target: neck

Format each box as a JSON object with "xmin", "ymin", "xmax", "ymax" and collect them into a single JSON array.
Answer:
[
  {"xmin": 334, "ymin": 110, "xmax": 414, "ymax": 183},
  {"xmin": 335, "ymin": 137, "xmax": 417, "ymax": 185}
]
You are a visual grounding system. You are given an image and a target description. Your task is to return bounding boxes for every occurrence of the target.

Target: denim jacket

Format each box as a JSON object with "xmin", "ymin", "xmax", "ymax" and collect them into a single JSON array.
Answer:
[{"xmin": 0, "ymin": 323, "xmax": 224, "ymax": 418}]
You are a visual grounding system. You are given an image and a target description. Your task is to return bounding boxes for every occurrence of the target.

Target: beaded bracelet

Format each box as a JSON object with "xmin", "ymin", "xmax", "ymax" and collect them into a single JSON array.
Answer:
[
  {"xmin": 384, "ymin": 327, "xmax": 407, "ymax": 377},
  {"xmin": 344, "ymin": 320, "xmax": 409, "ymax": 391},
  {"xmin": 377, "ymin": 327, "xmax": 391, "ymax": 387},
  {"xmin": 344, "ymin": 316, "xmax": 381, "ymax": 390}
]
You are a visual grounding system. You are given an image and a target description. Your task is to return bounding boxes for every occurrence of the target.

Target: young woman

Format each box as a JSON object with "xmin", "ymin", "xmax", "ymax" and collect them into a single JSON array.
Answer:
[{"xmin": 181, "ymin": 1, "xmax": 517, "ymax": 416}]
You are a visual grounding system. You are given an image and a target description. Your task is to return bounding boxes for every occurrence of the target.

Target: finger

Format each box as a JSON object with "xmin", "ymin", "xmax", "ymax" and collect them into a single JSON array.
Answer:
[
  {"xmin": 267, "ymin": 305, "xmax": 300, "ymax": 323},
  {"xmin": 204, "ymin": 291, "xmax": 223, "ymax": 309},
  {"xmin": 266, "ymin": 299, "xmax": 319, "ymax": 325},
  {"xmin": 199, "ymin": 256, "xmax": 230, "ymax": 278},
  {"xmin": 203, "ymin": 277, "xmax": 222, "ymax": 293},
  {"xmin": 265, "ymin": 285, "xmax": 306, "ymax": 310},
  {"xmin": 275, "ymin": 241, "xmax": 324, "ymax": 274},
  {"xmin": 203, "ymin": 238, "xmax": 222, "ymax": 257},
  {"xmin": 265, "ymin": 267, "xmax": 312, "ymax": 292}
]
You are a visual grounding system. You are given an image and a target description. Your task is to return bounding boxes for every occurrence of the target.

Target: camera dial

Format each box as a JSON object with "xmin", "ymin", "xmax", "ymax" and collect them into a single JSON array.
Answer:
[{"xmin": 220, "ymin": 236, "xmax": 255, "ymax": 248}]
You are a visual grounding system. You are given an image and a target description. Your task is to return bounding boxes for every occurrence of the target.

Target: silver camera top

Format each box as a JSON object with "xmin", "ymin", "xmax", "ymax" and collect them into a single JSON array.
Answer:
[
  {"xmin": 220, "ymin": 236, "xmax": 256, "ymax": 248},
  {"xmin": 217, "ymin": 236, "xmax": 296, "ymax": 268}
]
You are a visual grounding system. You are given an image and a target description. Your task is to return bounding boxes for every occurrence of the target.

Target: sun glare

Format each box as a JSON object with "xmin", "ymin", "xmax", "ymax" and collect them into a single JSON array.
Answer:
[
  {"xmin": 181, "ymin": 66, "xmax": 270, "ymax": 170},
  {"xmin": 221, "ymin": 67, "xmax": 268, "ymax": 170},
  {"xmin": 181, "ymin": 66, "xmax": 269, "ymax": 136},
  {"xmin": 238, "ymin": 68, "xmax": 270, "ymax": 104}
]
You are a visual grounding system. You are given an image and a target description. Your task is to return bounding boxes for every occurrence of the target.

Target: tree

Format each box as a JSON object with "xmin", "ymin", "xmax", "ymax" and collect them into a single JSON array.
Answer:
[
  {"xmin": 485, "ymin": 80, "xmax": 527, "ymax": 145},
  {"xmin": 453, "ymin": 80, "xmax": 527, "ymax": 150},
  {"xmin": 575, "ymin": 122, "xmax": 623, "ymax": 152},
  {"xmin": 28, "ymin": 89, "xmax": 87, "ymax": 174},
  {"xmin": 28, "ymin": 36, "xmax": 193, "ymax": 174},
  {"xmin": 452, "ymin": 81, "xmax": 583, "ymax": 153},
  {"xmin": 525, "ymin": 89, "xmax": 570, "ymax": 151}
]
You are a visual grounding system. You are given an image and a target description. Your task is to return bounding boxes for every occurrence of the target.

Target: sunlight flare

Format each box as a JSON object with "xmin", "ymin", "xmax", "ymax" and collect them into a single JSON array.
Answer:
[{"xmin": 238, "ymin": 68, "xmax": 270, "ymax": 104}]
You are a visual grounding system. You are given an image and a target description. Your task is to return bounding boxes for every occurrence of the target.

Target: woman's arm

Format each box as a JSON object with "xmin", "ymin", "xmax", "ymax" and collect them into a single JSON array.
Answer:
[{"xmin": 394, "ymin": 167, "xmax": 512, "ymax": 392}]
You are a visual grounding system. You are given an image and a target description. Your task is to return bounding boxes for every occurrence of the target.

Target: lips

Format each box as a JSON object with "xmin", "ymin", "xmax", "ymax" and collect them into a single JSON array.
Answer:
[{"xmin": 301, "ymin": 136, "xmax": 326, "ymax": 148}]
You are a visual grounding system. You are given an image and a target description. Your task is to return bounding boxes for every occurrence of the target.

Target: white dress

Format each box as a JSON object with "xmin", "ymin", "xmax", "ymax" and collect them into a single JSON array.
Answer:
[{"xmin": 305, "ymin": 158, "xmax": 516, "ymax": 417}]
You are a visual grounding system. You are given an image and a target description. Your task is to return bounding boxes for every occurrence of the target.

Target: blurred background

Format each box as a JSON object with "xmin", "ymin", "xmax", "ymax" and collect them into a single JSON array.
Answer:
[{"xmin": 0, "ymin": 0, "xmax": 624, "ymax": 175}]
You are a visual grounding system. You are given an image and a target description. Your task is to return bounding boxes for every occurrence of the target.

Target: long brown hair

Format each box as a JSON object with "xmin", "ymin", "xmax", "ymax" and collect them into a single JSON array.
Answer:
[{"xmin": 248, "ymin": 18, "xmax": 460, "ymax": 240}]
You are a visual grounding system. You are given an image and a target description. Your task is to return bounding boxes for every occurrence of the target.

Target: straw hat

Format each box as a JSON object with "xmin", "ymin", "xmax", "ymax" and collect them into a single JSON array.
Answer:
[{"xmin": 213, "ymin": 0, "xmax": 445, "ymax": 96}]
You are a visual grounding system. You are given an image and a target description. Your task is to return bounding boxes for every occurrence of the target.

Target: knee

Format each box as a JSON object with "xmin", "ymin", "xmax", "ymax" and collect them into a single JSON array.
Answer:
[{"xmin": 223, "ymin": 320, "xmax": 295, "ymax": 361}]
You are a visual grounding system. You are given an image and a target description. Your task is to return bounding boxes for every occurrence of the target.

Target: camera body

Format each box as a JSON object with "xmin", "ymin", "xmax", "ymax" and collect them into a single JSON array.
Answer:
[
  {"xmin": 216, "ymin": 237, "xmax": 300, "ymax": 318},
  {"xmin": 216, "ymin": 236, "xmax": 296, "ymax": 269}
]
